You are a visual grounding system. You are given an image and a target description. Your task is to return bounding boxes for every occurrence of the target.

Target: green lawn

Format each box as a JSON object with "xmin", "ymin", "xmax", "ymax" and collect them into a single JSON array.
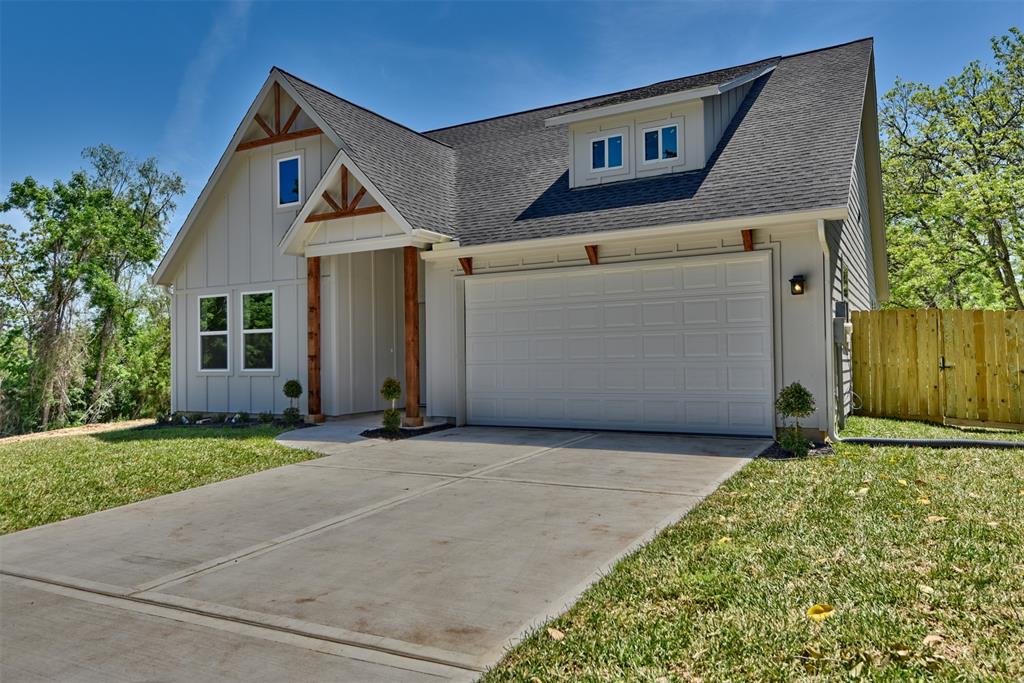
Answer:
[
  {"xmin": 483, "ymin": 419, "xmax": 1024, "ymax": 681},
  {"xmin": 0, "ymin": 425, "xmax": 316, "ymax": 534},
  {"xmin": 843, "ymin": 415, "xmax": 1024, "ymax": 441}
]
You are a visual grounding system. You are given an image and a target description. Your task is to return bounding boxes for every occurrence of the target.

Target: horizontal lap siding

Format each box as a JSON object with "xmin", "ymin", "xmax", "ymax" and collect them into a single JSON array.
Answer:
[{"xmin": 828, "ymin": 132, "xmax": 876, "ymax": 417}]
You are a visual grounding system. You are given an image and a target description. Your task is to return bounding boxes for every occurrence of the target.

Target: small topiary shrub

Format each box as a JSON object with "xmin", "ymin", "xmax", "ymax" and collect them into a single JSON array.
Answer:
[
  {"xmin": 282, "ymin": 380, "xmax": 303, "ymax": 422},
  {"xmin": 775, "ymin": 382, "xmax": 816, "ymax": 457},
  {"xmin": 283, "ymin": 379, "xmax": 303, "ymax": 405},
  {"xmin": 382, "ymin": 408, "xmax": 402, "ymax": 433},
  {"xmin": 258, "ymin": 412, "xmax": 274, "ymax": 424},
  {"xmin": 237, "ymin": 412, "xmax": 250, "ymax": 423},
  {"xmin": 380, "ymin": 377, "xmax": 402, "ymax": 432}
]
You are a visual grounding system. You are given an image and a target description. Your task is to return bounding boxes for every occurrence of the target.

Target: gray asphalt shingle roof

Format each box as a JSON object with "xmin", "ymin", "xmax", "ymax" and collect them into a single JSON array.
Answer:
[
  {"xmin": 557, "ymin": 57, "xmax": 780, "ymax": 115},
  {"xmin": 280, "ymin": 70, "xmax": 457, "ymax": 235},
  {"xmin": 283, "ymin": 38, "xmax": 872, "ymax": 247}
]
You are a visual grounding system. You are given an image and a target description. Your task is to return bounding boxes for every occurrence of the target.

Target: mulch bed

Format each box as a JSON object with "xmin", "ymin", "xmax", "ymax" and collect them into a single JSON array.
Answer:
[
  {"xmin": 360, "ymin": 423, "xmax": 454, "ymax": 441},
  {"xmin": 758, "ymin": 441, "xmax": 835, "ymax": 460}
]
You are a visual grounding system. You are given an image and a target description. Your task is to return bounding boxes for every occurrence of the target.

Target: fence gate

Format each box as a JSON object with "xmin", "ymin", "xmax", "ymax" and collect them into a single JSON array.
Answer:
[{"xmin": 851, "ymin": 309, "xmax": 1024, "ymax": 429}]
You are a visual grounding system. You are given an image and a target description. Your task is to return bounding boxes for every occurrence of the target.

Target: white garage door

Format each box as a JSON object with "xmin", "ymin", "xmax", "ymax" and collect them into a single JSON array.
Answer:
[{"xmin": 464, "ymin": 251, "xmax": 774, "ymax": 436}]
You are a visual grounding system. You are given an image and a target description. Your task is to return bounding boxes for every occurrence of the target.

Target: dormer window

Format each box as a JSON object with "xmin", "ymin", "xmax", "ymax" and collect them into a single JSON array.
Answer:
[
  {"xmin": 643, "ymin": 124, "xmax": 678, "ymax": 163},
  {"xmin": 591, "ymin": 134, "xmax": 623, "ymax": 171}
]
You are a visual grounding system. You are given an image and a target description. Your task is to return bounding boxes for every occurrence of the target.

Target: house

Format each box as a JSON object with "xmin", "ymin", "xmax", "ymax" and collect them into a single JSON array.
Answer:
[{"xmin": 152, "ymin": 37, "xmax": 885, "ymax": 439}]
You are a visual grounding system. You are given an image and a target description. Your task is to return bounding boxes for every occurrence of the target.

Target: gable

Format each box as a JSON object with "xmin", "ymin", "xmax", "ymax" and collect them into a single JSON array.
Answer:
[{"xmin": 153, "ymin": 72, "xmax": 332, "ymax": 285}]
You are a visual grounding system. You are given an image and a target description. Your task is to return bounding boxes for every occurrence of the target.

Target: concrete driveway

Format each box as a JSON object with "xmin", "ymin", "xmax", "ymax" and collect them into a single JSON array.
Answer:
[{"xmin": 1, "ymin": 425, "xmax": 768, "ymax": 681}]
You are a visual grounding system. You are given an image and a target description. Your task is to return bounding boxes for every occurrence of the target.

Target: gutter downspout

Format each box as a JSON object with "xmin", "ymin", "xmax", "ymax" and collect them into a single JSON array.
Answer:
[{"xmin": 816, "ymin": 219, "xmax": 839, "ymax": 443}]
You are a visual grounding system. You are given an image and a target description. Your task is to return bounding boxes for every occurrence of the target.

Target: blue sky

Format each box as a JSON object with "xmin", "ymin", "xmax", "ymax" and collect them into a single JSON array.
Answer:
[{"xmin": 1, "ymin": 1, "xmax": 1019, "ymax": 237}]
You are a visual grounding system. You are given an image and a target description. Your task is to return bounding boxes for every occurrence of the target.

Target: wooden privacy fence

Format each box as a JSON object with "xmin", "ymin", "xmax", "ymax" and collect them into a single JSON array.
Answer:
[{"xmin": 851, "ymin": 309, "xmax": 1024, "ymax": 429}]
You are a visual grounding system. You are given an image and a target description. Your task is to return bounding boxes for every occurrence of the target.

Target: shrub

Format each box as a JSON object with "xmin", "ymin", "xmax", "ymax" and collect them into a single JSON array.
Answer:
[
  {"xmin": 188, "ymin": 413, "xmax": 203, "ymax": 424},
  {"xmin": 238, "ymin": 412, "xmax": 250, "ymax": 423},
  {"xmin": 258, "ymin": 412, "xmax": 274, "ymax": 424},
  {"xmin": 775, "ymin": 382, "xmax": 815, "ymax": 457},
  {"xmin": 283, "ymin": 380, "xmax": 303, "ymax": 403},
  {"xmin": 380, "ymin": 377, "xmax": 402, "ymax": 430},
  {"xmin": 380, "ymin": 377, "xmax": 401, "ymax": 408},
  {"xmin": 282, "ymin": 407, "xmax": 301, "ymax": 424},
  {"xmin": 382, "ymin": 408, "xmax": 402, "ymax": 433}
]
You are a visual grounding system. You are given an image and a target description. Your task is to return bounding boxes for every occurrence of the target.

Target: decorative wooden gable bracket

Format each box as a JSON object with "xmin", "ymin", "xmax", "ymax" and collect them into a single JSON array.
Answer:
[
  {"xmin": 458, "ymin": 257, "xmax": 473, "ymax": 275},
  {"xmin": 741, "ymin": 229, "xmax": 754, "ymax": 251},
  {"xmin": 237, "ymin": 82, "xmax": 321, "ymax": 152},
  {"xmin": 305, "ymin": 165, "xmax": 386, "ymax": 223},
  {"xmin": 584, "ymin": 244, "xmax": 599, "ymax": 265}
]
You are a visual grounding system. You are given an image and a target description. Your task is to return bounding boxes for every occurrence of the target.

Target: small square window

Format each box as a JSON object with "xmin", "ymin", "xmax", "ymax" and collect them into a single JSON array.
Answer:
[
  {"xmin": 277, "ymin": 156, "xmax": 301, "ymax": 207},
  {"xmin": 643, "ymin": 125, "xmax": 680, "ymax": 162},
  {"xmin": 591, "ymin": 134, "xmax": 623, "ymax": 171},
  {"xmin": 198, "ymin": 295, "xmax": 229, "ymax": 371}
]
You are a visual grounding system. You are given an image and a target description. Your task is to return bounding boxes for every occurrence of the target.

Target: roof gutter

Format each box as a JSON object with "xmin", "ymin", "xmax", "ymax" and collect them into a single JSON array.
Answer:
[{"xmin": 422, "ymin": 206, "xmax": 847, "ymax": 261}]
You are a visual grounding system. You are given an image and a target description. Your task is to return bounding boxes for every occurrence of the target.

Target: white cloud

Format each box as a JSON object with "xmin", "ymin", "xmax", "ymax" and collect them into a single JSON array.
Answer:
[{"xmin": 162, "ymin": 0, "xmax": 252, "ymax": 157}]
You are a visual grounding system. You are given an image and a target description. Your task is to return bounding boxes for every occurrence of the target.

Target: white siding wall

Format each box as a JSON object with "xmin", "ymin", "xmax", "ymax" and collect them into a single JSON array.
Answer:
[
  {"xmin": 170, "ymin": 133, "xmax": 339, "ymax": 415},
  {"xmin": 703, "ymin": 81, "xmax": 753, "ymax": 159},
  {"xmin": 569, "ymin": 100, "xmax": 705, "ymax": 188},
  {"xmin": 826, "ymin": 132, "xmax": 876, "ymax": 417},
  {"xmin": 327, "ymin": 249, "xmax": 412, "ymax": 415},
  {"xmin": 425, "ymin": 224, "xmax": 831, "ymax": 434}
]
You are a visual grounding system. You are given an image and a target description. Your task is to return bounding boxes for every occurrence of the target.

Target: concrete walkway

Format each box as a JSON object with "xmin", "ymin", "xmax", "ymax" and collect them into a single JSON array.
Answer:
[{"xmin": 1, "ymin": 425, "xmax": 768, "ymax": 681}]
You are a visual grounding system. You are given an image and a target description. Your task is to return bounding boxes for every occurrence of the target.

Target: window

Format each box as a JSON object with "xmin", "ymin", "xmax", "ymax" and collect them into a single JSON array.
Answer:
[
  {"xmin": 276, "ymin": 155, "xmax": 302, "ymax": 208},
  {"xmin": 591, "ymin": 134, "xmax": 623, "ymax": 171},
  {"xmin": 242, "ymin": 291, "xmax": 274, "ymax": 371},
  {"xmin": 198, "ymin": 295, "xmax": 229, "ymax": 371},
  {"xmin": 643, "ymin": 124, "xmax": 679, "ymax": 163}
]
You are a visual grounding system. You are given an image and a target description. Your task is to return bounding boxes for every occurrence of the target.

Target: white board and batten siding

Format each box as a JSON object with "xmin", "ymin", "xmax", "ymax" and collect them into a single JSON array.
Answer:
[
  {"xmin": 170, "ymin": 133, "xmax": 338, "ymax": 416},
  {"xmin": 463, "ymin": 252, "xmax": 774, "ymax": 436}
]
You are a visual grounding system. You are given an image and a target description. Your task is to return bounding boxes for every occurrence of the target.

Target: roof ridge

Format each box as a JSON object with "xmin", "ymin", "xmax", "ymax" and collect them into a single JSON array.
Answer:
[
  {"xmin": 421, "ymin": 37, "xmax": 874, "ymax": 136},
  {"xmin": 782, "ymin": 36, "xmax": 873, "ymax": 61},
  {"xmin": 273, "ymin": 67, "xmax": 453, "ymax": 150},
  {"xmin": 420, "ymin": 57, "xmax": 780, "ymax": 136}
]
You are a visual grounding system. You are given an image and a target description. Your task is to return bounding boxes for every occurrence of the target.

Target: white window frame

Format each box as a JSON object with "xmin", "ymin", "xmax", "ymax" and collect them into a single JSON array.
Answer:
[
  {"xmin": 641, "ymin": 123, "xmax": 680, "ymax": 165},
  {"xmin": 275, "ymin": 153, "xmax": 304, "ymax": 209},
  {"xmin": 240, "ymin": 289, "xmax": 276, "ymax": 373},
  {"xmin": 197, "ymin": 293, "xmax": 230, "ymax": 373},
  {"xmin": 590, "ymin": 133, "xmax": 624, "ymax": 172}
]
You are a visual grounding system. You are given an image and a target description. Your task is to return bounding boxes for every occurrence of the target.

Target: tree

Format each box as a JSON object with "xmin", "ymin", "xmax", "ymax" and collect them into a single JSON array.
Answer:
[
  {"xmin": 80, "ymin": 145, "xmax": 183, "ymax": 419},
  {"xmin": 0, "ymin": 146, "xmax": 183, "ymax": 434},
  {"xmin": 881, "ymin": 27, "xmax": 1024, "ymax": 309}
]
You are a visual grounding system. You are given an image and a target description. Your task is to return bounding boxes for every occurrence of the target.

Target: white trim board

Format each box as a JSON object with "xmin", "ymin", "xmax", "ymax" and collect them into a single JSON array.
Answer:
[{"xmin": 422, "ymin": 206, "xmax": 848, "ymax": 261}]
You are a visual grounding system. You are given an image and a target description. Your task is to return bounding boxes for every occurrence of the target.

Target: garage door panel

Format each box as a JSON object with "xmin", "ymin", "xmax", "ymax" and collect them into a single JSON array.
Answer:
[
  {"xmin": 465, "ymin": 252, "xmax": 773, "ymax": 436},
  {"xmin": 725, "ymin": 293, "xmax": 770, "ymax": 324}
]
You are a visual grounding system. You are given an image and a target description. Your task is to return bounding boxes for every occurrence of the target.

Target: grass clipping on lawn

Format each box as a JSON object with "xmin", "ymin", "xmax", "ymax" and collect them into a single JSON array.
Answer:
[
  {"xmin": 0, "ymin": 425, "xmax": 315, "ymax": 534},
  {"xmin": 483, "ymin": 442, "xmax": 1024, "ymax": 681}
]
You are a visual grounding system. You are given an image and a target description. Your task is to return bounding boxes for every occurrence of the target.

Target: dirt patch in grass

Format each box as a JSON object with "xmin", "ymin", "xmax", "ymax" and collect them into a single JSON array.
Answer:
[{"xmin": 0, "ymin": 419, "xmax": 155, "ymax": 445}]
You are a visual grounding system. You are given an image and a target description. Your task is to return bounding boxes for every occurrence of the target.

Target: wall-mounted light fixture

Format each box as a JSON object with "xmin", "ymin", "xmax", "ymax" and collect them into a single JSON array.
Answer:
[{"xmin": 790, "ymin": 274, "xmax": 806, "ymax": 295}]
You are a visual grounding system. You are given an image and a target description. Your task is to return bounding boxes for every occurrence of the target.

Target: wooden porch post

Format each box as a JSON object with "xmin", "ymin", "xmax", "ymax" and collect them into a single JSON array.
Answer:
[
  {"xmin": 306, "ymin": 256, "xmax": 324, "ymax": 422},
  {"xmin": 403, "ymin": 246, "xmax": 423, "ymax": 427}
]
